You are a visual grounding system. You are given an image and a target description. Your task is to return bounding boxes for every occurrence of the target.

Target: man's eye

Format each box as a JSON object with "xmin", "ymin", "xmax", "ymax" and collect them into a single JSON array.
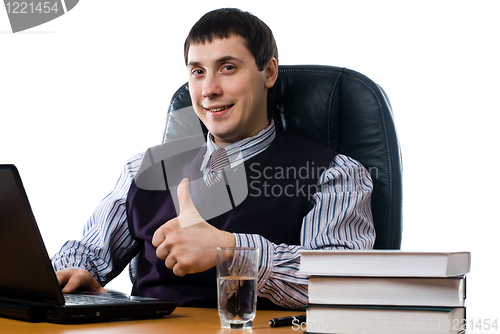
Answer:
[
  {"xmin": 223, "ymin": 65, "xmax": 235, "ymax": 72},
  {"xmin": 192, "ymin": 69, "xmax": 204, "ymax": 76}
]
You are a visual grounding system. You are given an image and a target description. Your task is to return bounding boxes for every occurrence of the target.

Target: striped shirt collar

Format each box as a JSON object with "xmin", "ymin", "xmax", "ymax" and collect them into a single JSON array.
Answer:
[{"xmin": 201, "ymin": 119, "xmax": 276, "ymax": 172}]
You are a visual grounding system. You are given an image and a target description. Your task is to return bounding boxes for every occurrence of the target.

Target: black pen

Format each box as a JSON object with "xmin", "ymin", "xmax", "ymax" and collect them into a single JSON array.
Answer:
[{"xmin": 269, "ymin": 314, "xmax": 306, "ymax": 327}]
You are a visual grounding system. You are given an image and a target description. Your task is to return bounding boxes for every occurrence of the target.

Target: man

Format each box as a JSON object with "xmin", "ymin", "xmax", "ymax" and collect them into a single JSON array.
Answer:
[{"xmin": 53, "ymin": 8, "xmax": 375, "ymax": 310}]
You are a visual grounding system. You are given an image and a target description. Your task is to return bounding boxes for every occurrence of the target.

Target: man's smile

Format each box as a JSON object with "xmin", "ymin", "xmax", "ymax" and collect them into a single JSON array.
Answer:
[{"xmin": 204, "ymin": 105, "xmax": 234, "ymax": 113}]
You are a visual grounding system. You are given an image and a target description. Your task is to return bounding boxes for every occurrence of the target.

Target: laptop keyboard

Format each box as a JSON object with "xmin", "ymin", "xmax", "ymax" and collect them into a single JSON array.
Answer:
[{"xmin": 64, "ymin": 293, "xmax": 140, "ymax": 305}]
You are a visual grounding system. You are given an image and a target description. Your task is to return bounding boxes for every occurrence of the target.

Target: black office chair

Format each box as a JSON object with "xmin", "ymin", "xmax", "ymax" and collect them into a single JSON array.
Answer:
[{"xmin": 130, "ymin": 65, "xmax": 402, "ymax": 282}]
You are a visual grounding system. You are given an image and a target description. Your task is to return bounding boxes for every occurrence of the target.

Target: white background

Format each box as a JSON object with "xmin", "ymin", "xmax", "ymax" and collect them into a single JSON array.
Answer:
[{"xmin": 1, "ymin": 1, "xmax": 499, "ymax": 330}]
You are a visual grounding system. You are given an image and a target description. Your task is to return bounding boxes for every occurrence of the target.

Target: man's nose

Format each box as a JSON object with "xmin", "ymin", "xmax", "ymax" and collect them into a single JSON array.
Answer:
[{"xmin": 202, "ymin": 74, "xmax": 222, "ymax": 98}]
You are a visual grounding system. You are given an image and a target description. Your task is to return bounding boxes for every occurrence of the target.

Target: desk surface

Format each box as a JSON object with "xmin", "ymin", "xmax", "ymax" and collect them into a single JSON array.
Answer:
[{"xmin": 0, "ymin": 307, "xmax": 301, "ymax": 334}]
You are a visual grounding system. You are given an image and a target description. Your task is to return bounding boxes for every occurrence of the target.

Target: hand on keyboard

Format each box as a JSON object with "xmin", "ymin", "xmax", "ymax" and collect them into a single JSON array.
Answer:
[{"xmin": 55, "ymin": 268, "xmax": 107, "ymax": 294}]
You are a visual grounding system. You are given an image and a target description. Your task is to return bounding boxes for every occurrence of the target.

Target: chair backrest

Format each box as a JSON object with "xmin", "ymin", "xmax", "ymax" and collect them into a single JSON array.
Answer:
[{"xmin": 161, "ymin": 65, "xmax": 402, "ymax": 249}]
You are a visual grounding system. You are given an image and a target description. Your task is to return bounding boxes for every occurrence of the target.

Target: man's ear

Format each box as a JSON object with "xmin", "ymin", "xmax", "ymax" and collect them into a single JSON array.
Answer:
[{"xmin": 264, "ymin": 57, "xmax": 278, "ymax": 88}]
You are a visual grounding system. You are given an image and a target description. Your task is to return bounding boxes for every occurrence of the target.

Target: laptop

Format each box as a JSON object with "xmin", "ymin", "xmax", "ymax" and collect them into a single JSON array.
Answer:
[{"xmin": 0, "ymin": 164, "xmax": 178, "ymax": 323}]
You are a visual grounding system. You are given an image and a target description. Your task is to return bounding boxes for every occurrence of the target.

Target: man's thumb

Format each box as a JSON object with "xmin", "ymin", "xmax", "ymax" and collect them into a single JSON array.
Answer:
[
  {"xmin": 177, "ymin": 178, "xmax": 193, "ymax": 213},
  {"xmin": 177, "ymin": 178, "xmax": 204, "ymax": 227}
]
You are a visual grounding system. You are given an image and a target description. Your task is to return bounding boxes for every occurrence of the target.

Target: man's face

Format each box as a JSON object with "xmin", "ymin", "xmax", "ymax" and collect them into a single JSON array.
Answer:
[{"xmin": 187, "ymin": 35, "xmax": 277, "ymax": 147}]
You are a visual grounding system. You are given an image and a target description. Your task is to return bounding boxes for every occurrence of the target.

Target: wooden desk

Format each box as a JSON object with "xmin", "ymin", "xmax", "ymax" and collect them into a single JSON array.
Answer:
[{"xmin": 0, "ymin": 307, "xmax": 301, "ymax": 334}]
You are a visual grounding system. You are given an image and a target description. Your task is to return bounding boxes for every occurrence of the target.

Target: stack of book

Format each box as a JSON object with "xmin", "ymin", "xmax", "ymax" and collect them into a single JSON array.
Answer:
[{"xmin": 298, "ymin": 250, "xmax": 471, "ymax": 334}]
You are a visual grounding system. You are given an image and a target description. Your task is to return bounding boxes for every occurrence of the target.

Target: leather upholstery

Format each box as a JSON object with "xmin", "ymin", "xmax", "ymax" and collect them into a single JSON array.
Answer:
[{"xmin": 162, "ymin": 65, "xmax": 402, "ymax": 249}]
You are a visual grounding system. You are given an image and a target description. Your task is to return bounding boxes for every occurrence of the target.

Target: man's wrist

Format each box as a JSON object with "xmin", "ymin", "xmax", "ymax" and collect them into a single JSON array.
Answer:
[
  {"xmin": 221, "ymin": 231, "xmax": 236, "ymax": 248},
  {"xmin": 233, "ymin": 233, "xmax": 274, "ymax": 292}
]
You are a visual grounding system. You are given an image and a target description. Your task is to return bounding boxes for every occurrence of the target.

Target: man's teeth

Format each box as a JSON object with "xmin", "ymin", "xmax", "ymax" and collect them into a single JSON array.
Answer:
[{"xmin": 209, "ymin": 106, "xmax": 231, "ymax": 112}]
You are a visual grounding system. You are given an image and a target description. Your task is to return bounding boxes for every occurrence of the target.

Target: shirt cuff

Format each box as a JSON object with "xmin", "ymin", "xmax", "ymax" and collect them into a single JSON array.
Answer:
[
  {"xmin": 51, "ymin": 242, "xmax": 105, "ymax": 285},
  {"xmin": 233, "ymin": 233, "xmax": 274, "ymax": 293}
]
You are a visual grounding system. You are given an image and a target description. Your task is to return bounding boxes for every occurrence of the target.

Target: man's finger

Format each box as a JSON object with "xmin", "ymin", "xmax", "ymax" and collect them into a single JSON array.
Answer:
[
  {"xmin": 177, "ymin": 178, "xmax": 195, "ymax": 214},
  {"xmin": 58, "ymin": 269, "xmax": 107, "ymax": 294},
  {"xmin": 61, "ymin": 275, "xmax": 82, "ymax": 293},
  {"xmin": 177, "ymin": 178, "xmax": 204, "ymax": 228},
  {"xmin": 56, "ymin": 269, "xmax": 74, "ymax": 287},
  {"xmin": 152, "ymin": 224, "xmax": 167, "ymax": 248}
]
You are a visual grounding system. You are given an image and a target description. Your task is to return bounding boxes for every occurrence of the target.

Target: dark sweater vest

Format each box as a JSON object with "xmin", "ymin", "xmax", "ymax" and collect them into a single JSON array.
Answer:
[{"xmin": 126, "ymin": 129, "xmax": 337, "ymax": 309}]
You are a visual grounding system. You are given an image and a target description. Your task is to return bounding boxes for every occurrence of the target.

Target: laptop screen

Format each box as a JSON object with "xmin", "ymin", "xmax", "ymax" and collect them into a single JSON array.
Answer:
[{"xmin": 0, "ymin": 165, "xmax": 65, "ymax": 305}]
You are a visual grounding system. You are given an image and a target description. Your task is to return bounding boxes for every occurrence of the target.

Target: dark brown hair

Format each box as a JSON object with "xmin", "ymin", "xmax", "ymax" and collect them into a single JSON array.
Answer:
[{"xmin": 184, "ymin": 8, "xmax": 278, "ymax": 71}]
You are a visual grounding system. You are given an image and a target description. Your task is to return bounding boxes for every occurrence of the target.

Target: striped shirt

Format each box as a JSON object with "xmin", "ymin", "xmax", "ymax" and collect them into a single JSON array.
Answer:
[{"xmin": 51, "ymin": 121, "xmax": 375, "ymax": 309}]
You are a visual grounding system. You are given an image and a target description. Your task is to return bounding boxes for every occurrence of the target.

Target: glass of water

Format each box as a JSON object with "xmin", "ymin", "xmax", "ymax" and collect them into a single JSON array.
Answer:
[{"xmin": 216, "ymin": 247, "xmax": 259, "ymax": 329}]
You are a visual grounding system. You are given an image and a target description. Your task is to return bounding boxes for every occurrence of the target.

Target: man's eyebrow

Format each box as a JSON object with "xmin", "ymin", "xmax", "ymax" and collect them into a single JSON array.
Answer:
[
  {"xmin": 187, "ymin": 56, "xmax": 242, "ymax": 67},
  {"xmin": 187, "ymin": 61, "xmax": 202, "ymax": 68},
  {"xmin": 215, "ymin": 56, "xmax": 241, "ymax": 64}
]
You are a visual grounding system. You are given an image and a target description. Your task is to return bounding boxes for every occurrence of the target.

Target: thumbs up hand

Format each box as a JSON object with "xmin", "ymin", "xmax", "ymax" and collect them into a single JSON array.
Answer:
[{"xmin": 152, "ymin": 178, "xmax": 236, "ymax": 276}]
